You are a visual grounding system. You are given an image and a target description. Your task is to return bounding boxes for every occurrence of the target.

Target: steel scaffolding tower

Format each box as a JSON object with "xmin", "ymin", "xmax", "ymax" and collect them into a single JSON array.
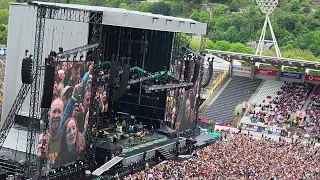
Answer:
[{"xmin": 16, "ymin": 4, "xmax": 105, "ymax": 177}]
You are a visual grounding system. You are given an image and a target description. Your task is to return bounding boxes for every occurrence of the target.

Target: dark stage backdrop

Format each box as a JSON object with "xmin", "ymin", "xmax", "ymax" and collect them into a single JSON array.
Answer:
[
  {"xmin": 104, "ymin": 26, "xmax": 174, "ymax": 128},
  {"xmin": 37, "ymin": 61, "xmax": 92, "ymax": 169}
]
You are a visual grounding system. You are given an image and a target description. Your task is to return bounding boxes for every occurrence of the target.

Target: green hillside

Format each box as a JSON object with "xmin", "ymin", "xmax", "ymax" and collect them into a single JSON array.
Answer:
[{"xmin": 0, "ymin": 0, "xmax": 319, "ymax": 61}]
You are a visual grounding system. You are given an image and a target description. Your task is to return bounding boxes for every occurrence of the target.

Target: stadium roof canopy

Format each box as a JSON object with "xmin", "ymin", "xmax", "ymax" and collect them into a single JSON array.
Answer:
[
  {"xmin": 12, "ymin": 1, "xmax": 207, "ymax": 35},
  {"xmin": 206, "ymin": 49, "xmax": 320, "ymax": 70}
]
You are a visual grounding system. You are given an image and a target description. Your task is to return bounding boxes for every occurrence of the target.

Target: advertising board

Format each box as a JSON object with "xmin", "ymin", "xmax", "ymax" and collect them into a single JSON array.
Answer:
[
  {"xmin": 280, "ymin": 72, "xmax": 302, "ymax": 79},
  {"xmin": 232, "ymin": 66, "xmax": 251, "ymax": 73},
  {"xmin": 305, "ymin": 75, "xmax": 320, "ymax": 82},
  {"xmin": 255, "ymin": 68, "xmax": 277, "ymax": 76}
]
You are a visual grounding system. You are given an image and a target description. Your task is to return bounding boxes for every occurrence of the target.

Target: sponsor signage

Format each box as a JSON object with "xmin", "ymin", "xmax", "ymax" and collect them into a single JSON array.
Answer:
[
  {"xmin": 306, "ymin": 75, "xmax": 320, "ymax": 82},
  {"xmin": 280, "ymin": 72, "xmax": 302, "ymax": 79},
  {"xmin": 255, "ymin": 68, "xmax": 277, "ymax": 76},
  {"xmin": 232, "ymin": 66, "xmax": 251, "ymax": 73},
  {"xmin": 0, "ymin": 48, "xmax": 6, "ymax": 56}
]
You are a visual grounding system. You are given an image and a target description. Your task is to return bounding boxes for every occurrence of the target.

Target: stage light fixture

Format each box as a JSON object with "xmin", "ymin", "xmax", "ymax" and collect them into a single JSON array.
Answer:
[
  {"xmin": 59, "ymin": 47, "xmax": 63, "ymax": 53},
  {"xmin": 80, "ymin": 53, "xmax": 84, "ymax": 60},
  {"xmin": 50, "ymin": 51, "xmax": 57, "ymax": 57},
  {"xmin": 78, "ymin": 160, "xmax": 84, "ymax": 166}
]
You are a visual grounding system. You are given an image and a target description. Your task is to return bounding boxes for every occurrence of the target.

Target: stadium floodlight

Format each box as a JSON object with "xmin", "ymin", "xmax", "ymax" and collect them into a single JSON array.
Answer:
[{"xmin": 255, "ymin": 0, "xmax": 281, "ymax": 58}]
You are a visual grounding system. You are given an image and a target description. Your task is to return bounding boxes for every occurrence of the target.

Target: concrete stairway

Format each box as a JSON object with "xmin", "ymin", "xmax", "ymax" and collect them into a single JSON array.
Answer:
[
  {"xmin": 302, "ymin": 85, "xmax": 317, "ymax": 111},
  {"xmin": 158, "ymin": 148, "xmax": 174, "ymax": 160},
  {"xmin": 200, "ymin": 70, "xmax": 224, "ymax": 99}
]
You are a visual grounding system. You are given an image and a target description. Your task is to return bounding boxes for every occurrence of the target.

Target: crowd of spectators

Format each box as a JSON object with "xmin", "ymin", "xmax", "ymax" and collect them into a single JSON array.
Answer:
[
  {"xmin": 249, "ymin": 82, "xmax": 313, "ymax": 128},
  {"xmin": 125, "ymin": 133, "xmax": 319, "ymax": 179},
  {"xmin": 305, "ymin": 85, "xmax": 320, "ymax": 134}
]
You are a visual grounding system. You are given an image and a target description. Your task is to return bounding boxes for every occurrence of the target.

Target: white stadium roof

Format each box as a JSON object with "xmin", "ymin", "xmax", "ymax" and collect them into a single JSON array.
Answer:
[{"xmin": 11, "ymin": 1, "xmax": 207, "ymax": 35}]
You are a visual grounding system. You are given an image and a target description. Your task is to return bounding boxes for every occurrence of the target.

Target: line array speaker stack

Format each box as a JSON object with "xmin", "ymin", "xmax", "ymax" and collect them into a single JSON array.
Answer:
[
  {"xmin": 41, "ymin": 65, "xmax": 55, "ymax": 108},
  {"xmin": 110, "ymin": 65, "xmax": 130, "ymax": 101},
  {"xmin": 186, "ymin": 63, "xmax": 200, "ymax": 90},
  {"xmin": 109, "ymin": 61, "xmax": 120, "ymax": 87},
  {"xmin": 202, "ymin": 61, "xmax": 213, "ymax": 88},
  {"xmin": 184, "ymin": 60, "xmax": 190, "ymax": 80},
  {"xmin": 21, "ymin": 58, "xmax": 32, "ymax": 84}
]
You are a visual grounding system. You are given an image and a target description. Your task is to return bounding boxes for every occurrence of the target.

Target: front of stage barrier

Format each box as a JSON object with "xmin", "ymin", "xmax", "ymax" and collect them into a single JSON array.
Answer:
[{"xmin": 92, "ymin": 156, "xmax": 124, "ymax": 176}]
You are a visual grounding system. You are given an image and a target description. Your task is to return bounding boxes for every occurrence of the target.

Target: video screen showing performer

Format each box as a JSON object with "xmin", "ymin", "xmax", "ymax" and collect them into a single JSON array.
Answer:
[
  {"xmin": 175, "ymin": 61, "xmax": 199, "ymax": 132},
  {"xmin": 37, "ymin": 61, "xmax": 93, "ymax": 169},
  {"xmin": 96, "ymin": 85, "xmax": 109, "ymax": 113}
]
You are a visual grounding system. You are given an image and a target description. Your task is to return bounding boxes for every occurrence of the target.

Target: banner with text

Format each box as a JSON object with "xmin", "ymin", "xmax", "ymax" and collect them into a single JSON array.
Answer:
[
  {"xmin": 280, "ymin": 72, "xmax": 302, "ymax": 79},
  {"xmin": 306, "ymin": 75, "xmax": 320, "ymax": 82},
  {"xmin": 255, "ymin": 68, "xmax": 277, "ymax": 76},
  {"xmin": 232, "ymin": 66, "xmax": 251, "ymax": 73}
]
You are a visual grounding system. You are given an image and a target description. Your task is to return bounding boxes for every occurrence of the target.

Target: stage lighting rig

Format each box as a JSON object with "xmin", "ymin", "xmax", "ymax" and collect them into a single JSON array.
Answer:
[
  {"xmin": 129, "ymin": 70, "xmax": 170, "ymax": 85},
  {"xmin": 56, "ymin": 43, "xmax": 100, "ymax": 60},
  {"xmin": 144, "ymin": 82, "xmax": 193, "ymax": 92}
]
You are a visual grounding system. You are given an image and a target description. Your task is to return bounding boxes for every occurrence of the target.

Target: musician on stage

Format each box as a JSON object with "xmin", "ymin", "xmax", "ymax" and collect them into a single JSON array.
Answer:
[
  {"xmin": 140, "ymin": 131, "xmax": 145, "ymax": 141},
  {"xmin": 113, "ymin": 134, "xmax": 118, "ymax": 145}
]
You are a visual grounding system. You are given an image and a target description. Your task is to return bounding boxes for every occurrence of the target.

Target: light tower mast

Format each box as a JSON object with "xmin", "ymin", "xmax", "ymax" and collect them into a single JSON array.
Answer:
[{"xmin": 256, "ymin": 0, "xmax": 281, "ymax": 57}]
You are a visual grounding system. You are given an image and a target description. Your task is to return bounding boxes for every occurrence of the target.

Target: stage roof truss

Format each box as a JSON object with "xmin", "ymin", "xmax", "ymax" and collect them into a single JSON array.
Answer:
[
  {"xmin": 13, "ymin": 1, "xmax": 207, "ymax": 35},
  {"xmin": 12, "ymin": 2, "xmax": 104, "ymax": 23},
  {"xmin": 206, "ymin": 49, "xmax": 320, "ymax": 70}
]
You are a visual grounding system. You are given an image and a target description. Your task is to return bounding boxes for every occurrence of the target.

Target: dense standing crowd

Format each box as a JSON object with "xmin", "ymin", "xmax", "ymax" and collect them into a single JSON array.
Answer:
[{"xmin": 126, "ymin": 133, "xmax": 320, "ymax": 179}]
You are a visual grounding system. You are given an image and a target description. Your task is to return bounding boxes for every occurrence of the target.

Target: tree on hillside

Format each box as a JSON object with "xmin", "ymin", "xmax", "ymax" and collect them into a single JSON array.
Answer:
[
  {"xmin": 90, "ymin": 0, "xmax": 104, "ymax": 6},
  {"xmin": 276, "ymin": 13, "xmax": 299, "ymax": 32},
  {"xmin": 148, "ymin": 2, "xmax": 171, "ymax": 16},
  {"xmin": 0, "ymin": 24, "xmax": 7, "ymax": 45},
  {"xmin": 0, "ymin": 9, "xmax": 8, "ymax": 25},
  {"xmin": 1, "ymin": 0, "xmax": 14, "ymax": 8}
]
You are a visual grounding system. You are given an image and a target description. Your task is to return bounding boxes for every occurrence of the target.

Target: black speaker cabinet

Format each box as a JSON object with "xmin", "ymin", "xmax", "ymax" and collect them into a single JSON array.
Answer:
[
  {"xmin": 21, "ymin": 58, "xmax": 32, "ymax": 84},
  {"xmin": 41, "ymin": 65, "xmax": 55, "ymax": 108}
]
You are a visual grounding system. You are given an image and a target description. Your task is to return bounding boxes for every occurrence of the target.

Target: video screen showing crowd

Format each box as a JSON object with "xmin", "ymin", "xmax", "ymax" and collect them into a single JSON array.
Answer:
[
  {"xmin": 165, "ymin": 60, "xmax": 199, "ymax": 132},
  {"xmin": 38, "ymin": 61, "xmax": 93, "ymax": 169}
]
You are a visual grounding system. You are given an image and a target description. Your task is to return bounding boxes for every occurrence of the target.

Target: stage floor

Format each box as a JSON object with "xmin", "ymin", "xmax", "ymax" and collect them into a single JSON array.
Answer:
[
  {"xmin": 117, "ymin": 133, "xmax": 168, "ymax": 153},
  {"xmin": 98, "ymin": 132, "xmax": 169, "ymax": 155}
]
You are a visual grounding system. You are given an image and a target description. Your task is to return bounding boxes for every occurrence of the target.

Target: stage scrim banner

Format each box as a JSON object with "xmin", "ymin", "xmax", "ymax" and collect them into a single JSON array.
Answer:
[
  {"xmin": 280, "ymin": 72, "xmax": 302, "ymax": 79},
  {"xmin": 305, "ymin": 74, "xmax": 320, "ymax": 82},
  {"xmin": 255, "ymin": 68, "xmax": 277, "ymax": 76}
]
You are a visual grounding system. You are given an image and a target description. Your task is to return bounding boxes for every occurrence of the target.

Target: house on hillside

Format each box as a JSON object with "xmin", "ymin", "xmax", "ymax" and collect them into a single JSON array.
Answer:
[
  {"xmin": 239, "ymin": 7, "xmax": 246, "ymax": 13},
  {"xmin": 201, "ymin": 4, "xmax": 212, "ymax": 11},
  {"xmin": 247, "ymin": 40, "xmax": 274, "ymax": 52},
  {"xmin": 312, "ymin": 0, "xmax": 320, "ymax": 6}
]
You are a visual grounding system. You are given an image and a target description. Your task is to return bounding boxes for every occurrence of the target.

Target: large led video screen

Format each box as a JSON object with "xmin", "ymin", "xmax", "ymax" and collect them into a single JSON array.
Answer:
[
  {"xmin": 37, "ymin": 61, "xmax": 93, "ymax": 168},
  {"xmin": 168, "ymin": 60, "xmax": 199, "ymax": 132}
]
